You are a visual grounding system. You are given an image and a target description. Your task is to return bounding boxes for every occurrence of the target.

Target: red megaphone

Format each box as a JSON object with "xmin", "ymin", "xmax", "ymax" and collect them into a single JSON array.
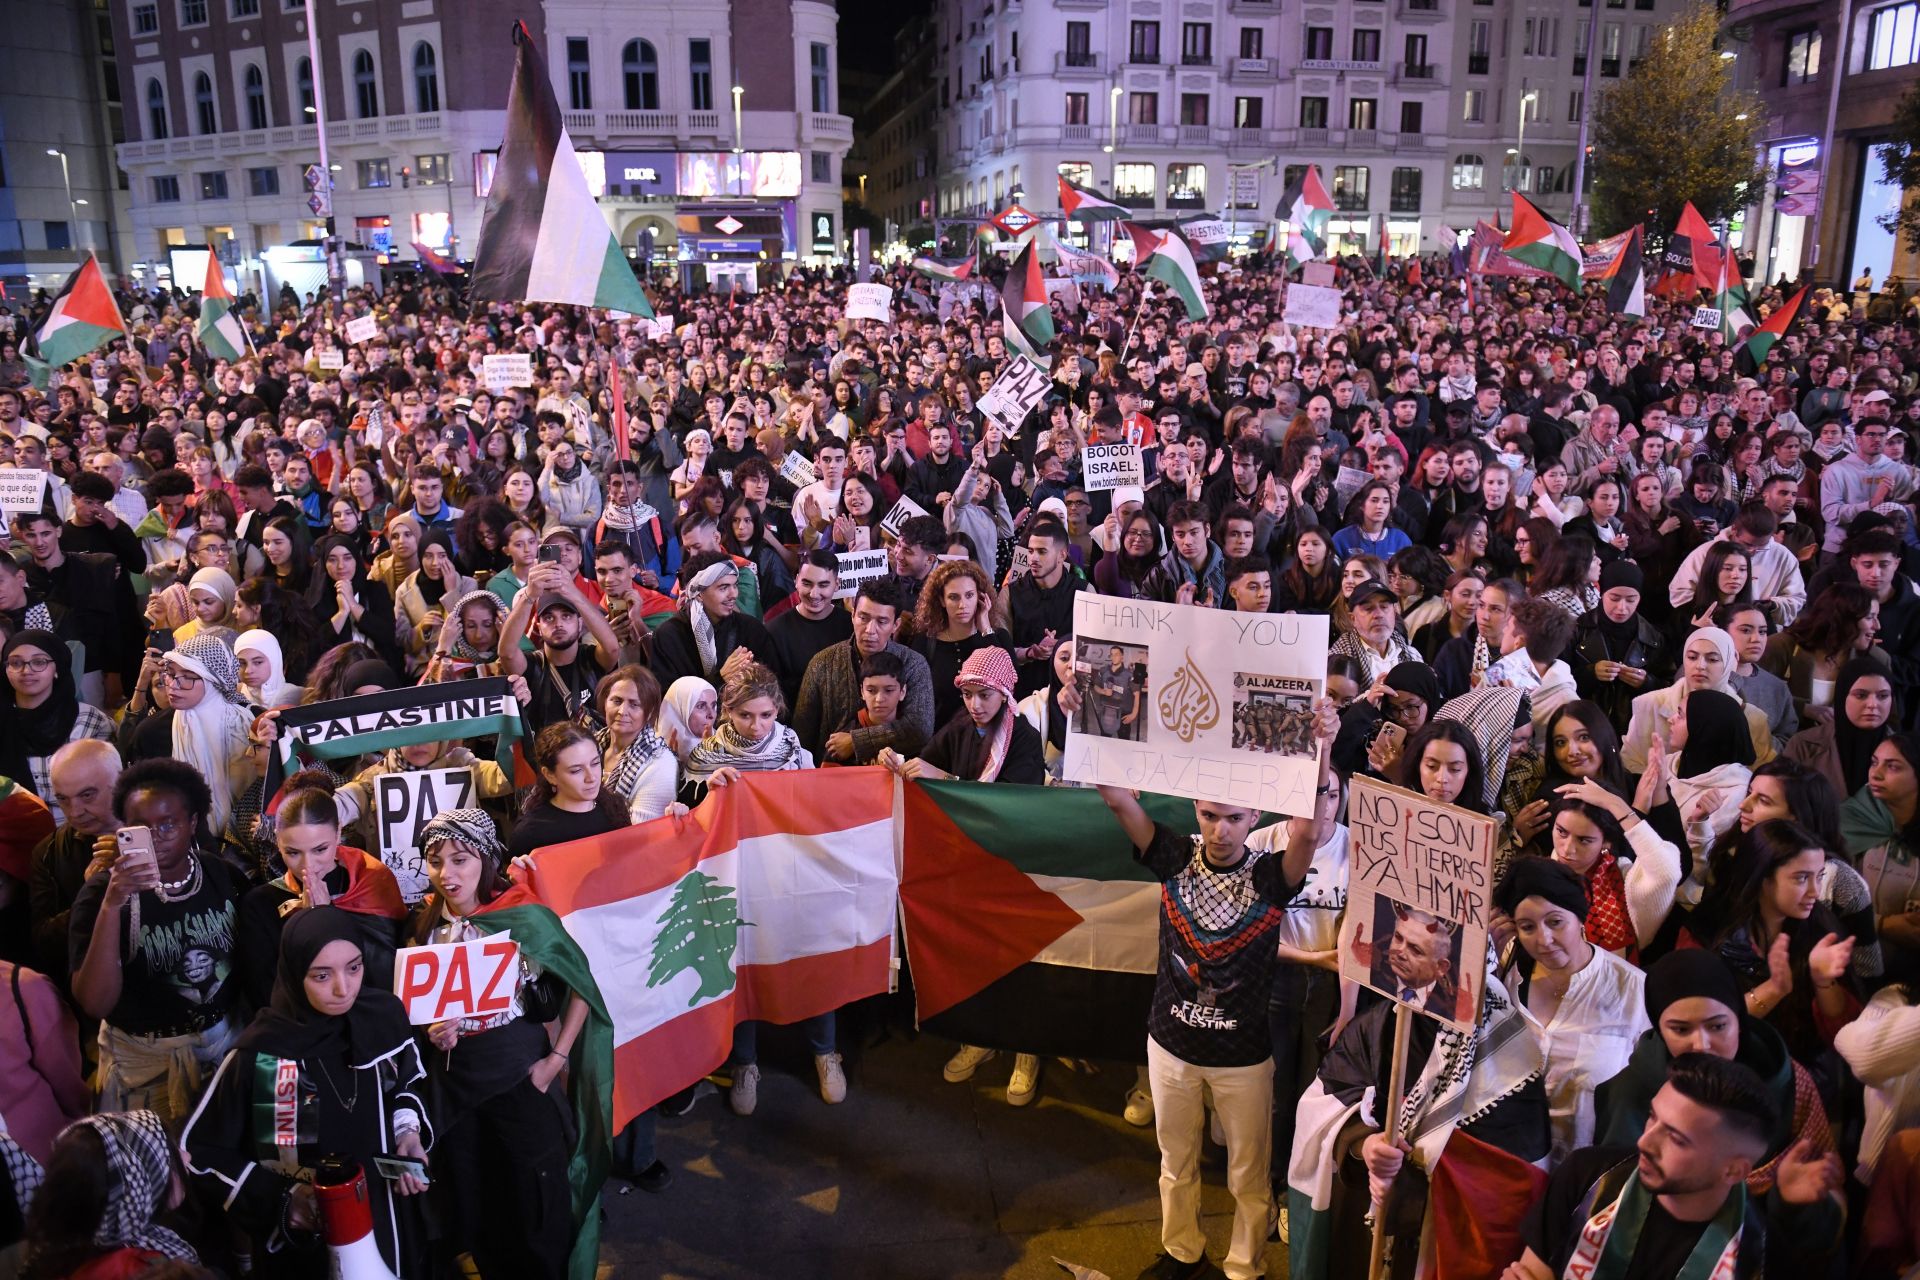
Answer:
[{"xmin": 313, "ymin": 1158, "xmax": 399, "ymax": 1280}]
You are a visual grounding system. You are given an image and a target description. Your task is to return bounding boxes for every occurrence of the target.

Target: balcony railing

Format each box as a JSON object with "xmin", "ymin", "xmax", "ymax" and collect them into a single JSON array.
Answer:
[
  {"xmin": 1601, "ymin": 57, "xmax": 1620, "ymax": 75},
  {"xmin": 1121, "ymin": 123, "xmax": 1170, "ymax": 144},
  {"xmin": 1181, "ymin": 53, "xmax": 1214, "ymax": 66},
  {"xmin": 1128, "ymin": 51, "xmax": 1161, "ymax": 65},
  {"xmin": 118, "ymin": 112, "xmax": 444, "ymax": 166},
  {"xmin": 1397, "ymin": 62, "xmax": 1438, "ymax": 80},
  {"xmin": 1055, "ymin": 51, "xmax": 1102, "ymax": 73}
]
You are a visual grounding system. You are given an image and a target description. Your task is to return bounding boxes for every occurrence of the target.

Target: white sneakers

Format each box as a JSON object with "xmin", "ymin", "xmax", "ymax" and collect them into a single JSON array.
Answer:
[
  {"xmin": 1006, "ymin": 1054, "xmax": 1041, "ymax": 1106},
  {"xmin": 815, "ymin": 1052, "xmax": 847, "ymax": 1104},
  {"xmin": 729, "ymin": 1063, "xmax": 760, "ymax": 1116},
  {"xmin": 943, "ymin": 1044, "xmax": 997, "ymax": 1083},
  {"xmin": 1123, "ymin": 1083, "xmax": 1155, "ymax": 1127}
]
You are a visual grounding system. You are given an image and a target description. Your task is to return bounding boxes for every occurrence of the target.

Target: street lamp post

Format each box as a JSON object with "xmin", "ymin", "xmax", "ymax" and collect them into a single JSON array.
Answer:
[
  {"xmin": 45, "ymin": 148, "xmax": 79, "ymax": 251},
  {"xmin": 303, "ymin": 0, "xmax": 342, "ymax": 304},
  {"xmin": 1512, "ymin": 90, "xmax": 1538, "ymax": 196}
]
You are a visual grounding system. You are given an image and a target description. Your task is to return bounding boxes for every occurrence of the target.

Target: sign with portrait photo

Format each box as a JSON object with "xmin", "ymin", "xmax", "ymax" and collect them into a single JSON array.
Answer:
[
  {"xmin": 1339, "ymin": 776, "xmax": 1497, "ymax": 1032},
  {"xmin": 977, "ymin": 361, "xmax": 1051, "ymax": 440},
  {"xmin": 1061, "ymin": 595, "xmax": 1329, "ymax": 816}
]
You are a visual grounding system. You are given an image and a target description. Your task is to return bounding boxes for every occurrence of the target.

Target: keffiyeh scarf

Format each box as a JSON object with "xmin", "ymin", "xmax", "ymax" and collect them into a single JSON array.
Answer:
[
  {"xmin": 73, "ymin": 1111, "xmax": 198, "ymax": 1261},
  {"xmin": 447, "ymin": 589, "xmax": 504, "ymax": 665},
  {"xmin": 598, "ymin": 723, "xmax": 670, "ymax": 801},
  {"xmin": 685, "ymin": 560, "xmax": 739, "ymax": 678},
  {"xmin": 166, "ymin": 632, "xmax": 255, "ymax": 835},
  {"xmin": 686, "ymin": 719, "xmax": 805, "ymax": 780}
]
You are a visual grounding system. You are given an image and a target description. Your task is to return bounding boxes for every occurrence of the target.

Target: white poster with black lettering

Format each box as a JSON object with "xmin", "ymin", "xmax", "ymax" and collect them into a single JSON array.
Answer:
[
  {"xmin": 846, "ymin": 283, "xmax": 894, "ymax": 323},
  {"xmin": 1282, "ymin": 283, "xmax": 1343, "ymax": 329},
  {"xmin": 879, "ymin": 494, "xmax": 928, "ymax": 541},
  {"xmin": 482, "ymin": 353, "xmax": 534, "ymax": 397},
  {"xmin": 833, "ymin": 548, "xmax": 893, "ymax": 599},
  {"xmin": 1081, "ymin": 443, "xmax": 1145, "ymax": 492},
  {"xmin": 0, "ymin": 469, "xmax": 49, "ymax": 518},
  {"xmin": 375, "ymin": 767, "xmax": 477, "ymax": 902},
  {"xmin": 343, "ymin": 314, "xmax": 380, "ymax": 346},
  {"xmin": 976, "ymin": 361, "xmax": 1051, "ymax": 439},
  {"xmin": 1063, "ymin": 596, "xmax": 1329, "ymax": 816}
]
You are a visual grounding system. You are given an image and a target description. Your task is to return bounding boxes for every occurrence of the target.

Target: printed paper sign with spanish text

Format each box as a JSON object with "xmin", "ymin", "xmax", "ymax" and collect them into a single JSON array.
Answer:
[
  {"xmin": 375, "ymin": 768, "xmax": 477, "ymax": 903},
  {"xmin": 1082, "ymin": 443, "xmax": 1145, "ymax": 492},
  {"xmin": 482, "ymin": 353, "xmax": 534, "ymax": 396},
  {"xmin": 1061, "ymin": 595, "xmax": 1328, "ymax": 816},
  {"xmin": 977, "ymin": 361, "xmax": 1051, "ymax": 439},
  {"xmin": 1339, "ymin": 776, "xmax": 1495, "ymax": 1032},
  {"xmin": 343, "ymin": 315, "xmax": 380, "ymax": 345},
  {"xmin": 0, "ymin": 470, "xmax": 49, "ymax": 518},
  {"xmin": 833, "ymin": 548, "xmax": 892, "ymax": 599}
]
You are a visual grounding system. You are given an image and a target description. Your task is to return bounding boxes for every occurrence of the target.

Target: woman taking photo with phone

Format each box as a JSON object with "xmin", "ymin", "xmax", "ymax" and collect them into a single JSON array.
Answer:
[{"xmin": 182, "ymin": 907, "xmax": 432, "ymax": 1278}]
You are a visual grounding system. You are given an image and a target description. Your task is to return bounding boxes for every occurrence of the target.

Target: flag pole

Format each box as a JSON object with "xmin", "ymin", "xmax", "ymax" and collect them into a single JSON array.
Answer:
[
  {"xmin": 303, "ymin": 0, "xmax": 343, "ymax": 305},
  {"xmin": 1366, "ymin": 1000, "xmax": 1415, "ymax": 1280},
  {"xmin": 1120, "ymin": 275, "xmax": 1154, "ymax": 364}
]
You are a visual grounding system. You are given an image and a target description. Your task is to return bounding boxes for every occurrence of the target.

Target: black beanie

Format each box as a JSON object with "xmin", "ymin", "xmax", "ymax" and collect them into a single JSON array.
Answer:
[
  {"xmin": 1492, "ymin": 856, "xmax": 1589, "ymax": 921},
  {"xmin": 1642, "ymin": 949, "xmax": 1744, "ymax": 1023}
]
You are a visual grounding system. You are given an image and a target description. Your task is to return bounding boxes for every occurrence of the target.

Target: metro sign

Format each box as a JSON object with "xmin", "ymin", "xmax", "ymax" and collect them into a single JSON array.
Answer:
[
  {"xmin": 992, "ymin": 203, "xmax": 1038, "ymax": 237},
  {"xmin": 715, "ymin": 215, "xmax": 745, "ymax": 235}
]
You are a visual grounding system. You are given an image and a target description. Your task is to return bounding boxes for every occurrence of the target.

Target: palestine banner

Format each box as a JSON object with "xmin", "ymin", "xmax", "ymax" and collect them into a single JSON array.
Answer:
[
  {"xmin": 1583, "ymin": 225, "xmax": 1646, "ymax": 317},
  {"xmin": 526, "ymin": 769, "xmax": 899, "ymax": 1126},
  {"xmin": 268, "ymin": 677, "xmax": 524, "ymax": 801},
  {"xmin": 898, "ymin": 781, "xmax": 1200, "ymax": 1062}
]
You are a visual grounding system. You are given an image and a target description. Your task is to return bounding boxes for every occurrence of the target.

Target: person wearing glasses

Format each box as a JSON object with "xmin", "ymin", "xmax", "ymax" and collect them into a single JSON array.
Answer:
[
  {"xmin": 67, "ymin": 756, "xmax": 249, "ymax": 1127},
  {"xmin": 118, "ymin": 634, "xmax": 261, "ymax": 849},
  {"xmin": 0, "ymin": 629, "xmax": 114, "ymax": 825}
]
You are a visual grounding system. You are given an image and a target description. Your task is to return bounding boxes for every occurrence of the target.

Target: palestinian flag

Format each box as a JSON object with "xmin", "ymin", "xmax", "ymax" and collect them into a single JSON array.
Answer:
[
  {"xmin": 1655, "ymin": 201, "xmax": 1720, "ymax": 298},
  {"xmin": 267, "ymin": 677, "xmax": 524, "ymax": 806},
  {"xmin": 196, "ymin": 252, "xmax": 247, "ymax": 362},
  {"xmin": 1276, "ymin": 167, "xmax": 1334, "ymax": 269},
  {"xmin": 1058, "ymin": 174, "xmax": 1127, "ymax": 223},
  {"xmin": 23, "ymin": 252, "xmax": 126, "ymax": 389},
  {"xmin": 911, "ymin": 251, "xmax": 976, "ymax": 282},
  {"xmin": 1746, "ymin": 285, "xmax": 1810, "ymax": 365},
  {"xmin": 1055, "ymin": 238, "xmax": 1120, "ymax": 290},
  {"xmin": 525, "ymin": 769, "xmax": 897, "ymax": 1123},
  {"xmin": 1709, "ymin": 246, "xmax": 1754, "ymax": 342},
  {"xmin": 899, "ymin": 782, "xmax": 1196, "ymax": 1061},
  {"xmin": 1500, "ymin": 194, "xmax": 1583, "ymax": 290},
  {"xmin": 410, "ymin": 239, "xmax": 463, "ymax": 276},
  {"xmin": 1586, "ymin": 225, "xmax": 1646, "ymax": 317},
  {"xmin": 1000, "ymin": 238, "xmax": 1056, "ymax": 366},
  {"xmin": 1125, "ymin": 222, "xmax": 1210, "ymax": 319},
  {"xmin": 469, "ymin": 22, "xmax": 653, "ymax": 317}
]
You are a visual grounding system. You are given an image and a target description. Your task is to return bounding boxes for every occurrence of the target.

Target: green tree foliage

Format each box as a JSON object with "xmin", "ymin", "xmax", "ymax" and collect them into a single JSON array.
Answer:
[
  {"xmin": 1589, "ymin": 3, "xmax": 1769, "ymax": 237},
  {"xmin": 1876, "ymin": 83, "xmax": 1920, "ymax": 252}
]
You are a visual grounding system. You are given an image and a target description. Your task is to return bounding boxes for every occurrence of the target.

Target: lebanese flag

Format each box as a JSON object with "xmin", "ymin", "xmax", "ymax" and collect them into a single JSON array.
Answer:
[
  {"xmin": 1059, "ymin": 174, "xmax": 1127, "ymax": 222},
  {"xmin": 1501, "ymin": 194, "xmax": 1582, "ymax": 289},
  {"xmin": 469, "ymin": 22, "xmax": 653, "ymax": 317},
  {"xmin": 900, "ymin": 781, "xmax": 1197, "ymax": 1061},
  {"xmin": 526, "ymin": 769, "xmax": 898, "ymax": 1126}
]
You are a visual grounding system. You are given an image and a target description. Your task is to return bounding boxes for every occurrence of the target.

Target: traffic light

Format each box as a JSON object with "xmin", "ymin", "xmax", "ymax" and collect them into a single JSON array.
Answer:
[{"xmin": 401, "ymin": 166, "xmax": 412, "ymax": 190}]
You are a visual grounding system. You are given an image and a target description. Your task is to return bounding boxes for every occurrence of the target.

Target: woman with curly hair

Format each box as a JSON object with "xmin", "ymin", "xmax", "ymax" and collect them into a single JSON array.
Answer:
[
  {"xmin": 912, "ymin": 559, "xmax": 1013, "ymax": 726},
  {"xmin": 1761, "ymin": 581, "xmax": 1886, "ymax": 719}
]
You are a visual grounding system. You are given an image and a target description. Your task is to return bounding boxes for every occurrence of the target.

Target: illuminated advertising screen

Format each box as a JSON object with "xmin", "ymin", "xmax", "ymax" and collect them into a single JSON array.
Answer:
[{"xmin": 675, "ymin": 151, "xmax": 802, "ymax": 199}]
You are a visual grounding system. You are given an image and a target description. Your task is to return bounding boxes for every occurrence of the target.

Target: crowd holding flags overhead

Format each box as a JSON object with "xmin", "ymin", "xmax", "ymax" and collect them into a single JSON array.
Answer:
[
  {"xmin": 1746, "ymin": 285, "xmax": 1811, "ymax": 365},
  {"xmin": 22, "ymin": 252, "xmax": 125, "ymax": 389},
  {"xmin": 469, "ymin": 22, "xmax": 654, "ymax": 318},
  {"xmin": 1500, "ymin": 194, "xmax": 1584, "ymax": 290},
  {"xmin": 1123, "ymin": 222, "xmax": 1211, "ymax": 320},
  {"xmin": 195, "ymin": 253, "xmax": 249, "ymax": 362},
  {"xmin": 410, "ymin": 240, "xmax": 463, "ymax": 276},
  {"xmin": 911, "ymin": 246, "xmax": 978, "ymax": 282},
  {"xmin": 1581, "ymin": 225, "xmax": 1648, "ymax": 317},
  {"xmin": 1274, "ymin": 167, "xmax": 1335, "ymax": 269}
]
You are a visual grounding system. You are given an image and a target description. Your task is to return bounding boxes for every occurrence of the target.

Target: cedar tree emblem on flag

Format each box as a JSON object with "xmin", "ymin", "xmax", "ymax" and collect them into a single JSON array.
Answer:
[{"xmin": 647, "ymin": 870, "xmax": 752, "ymax": 1005}]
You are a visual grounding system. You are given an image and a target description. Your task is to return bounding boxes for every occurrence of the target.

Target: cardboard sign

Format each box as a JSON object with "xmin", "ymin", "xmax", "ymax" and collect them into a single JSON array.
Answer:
[
  {"xmin": 373, "ymin": 767, "xmax": 478, "ymax": 902},
  {"xmin": 1283, "ymin": 283, "xmax": 1343, "ymax": 329},
  {"xmin": 779, "ymin": 451, "xmax": 817, "ymax": 489},
  {"xmin": 0, "ymin": 469, "xmax": 49, "ymax": 518},
  {"xmin": 1690, "ymin": 306, "xmax": 1724, "ymax": 331},
  {"xmin": 316, "ymin": 348, "xmax": 346, "ymax": 371},
  {"xmin": 393, "ymin": 933, "xmax": 521, "ymax": 1024},
  {"xmin": 1082, "ymin": 443, "xmax": 1145, "ymax": 492},
  {"xmin": 977, "ymin": 361, "xmax": 1051, "ymax": 440},
  {"xmin": 482, "ymin": 353, "xmax": 534, "ymax": 396},
  {"xmin": 644, "ymin": 313, "xmax": 677, "ymax": 340},
  {"xmin": 833, "ymin": 548, "xmax": 893, "ymax": 599},
  {"xmin": 1301, "ymin": 262, "xmax": 1338, "ymax": 288},
  {"xmin": 343, "ymin": 314, "xmax": 380, "ymax": 345},
  {"xmin": 879, "ymin": 494, "xmax": 928, "ymax": 541},
  {"xmin": 846, "ymin": 283, "xmax": 894, "ymax": 323},
  {"xmin": 1339, "ymin": 776, "xmax": 1496, "ymax": 1032},
  {"xmin": 1062, "ymin": 596, "xmax": 1329, "ymax": 816},
  {"xmin": 1000, "ymin": 543, "xmax": 1031, "ymax": 587}
]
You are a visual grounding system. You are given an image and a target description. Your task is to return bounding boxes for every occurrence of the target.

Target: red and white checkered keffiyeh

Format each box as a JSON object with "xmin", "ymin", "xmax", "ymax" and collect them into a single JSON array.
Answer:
[
  {"xmin": 1583, "ymin": 851, "xmax": 1636, "ymax": 957},
  {"xmin": 956, "ymin": 645, "xmax": 1019, "ymax": 782}
]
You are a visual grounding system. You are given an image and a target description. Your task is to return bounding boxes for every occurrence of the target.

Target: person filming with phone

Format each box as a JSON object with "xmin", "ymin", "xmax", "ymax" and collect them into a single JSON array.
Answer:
[{"xmin": 68, "ymin": 757, "xmax": 250, "ymax": 1128}]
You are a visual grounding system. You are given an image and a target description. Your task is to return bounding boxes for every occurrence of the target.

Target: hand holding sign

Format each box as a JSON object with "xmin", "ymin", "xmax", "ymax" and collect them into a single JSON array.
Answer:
[{"xmin": 394, "ymin": 934, "xmax": 521, "ymax": 1024}]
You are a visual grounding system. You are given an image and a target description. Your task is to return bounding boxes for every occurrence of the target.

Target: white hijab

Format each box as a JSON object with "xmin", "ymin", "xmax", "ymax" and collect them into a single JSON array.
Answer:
[
  {"xmin": 164, "ymin": 636, "xmax": 257, "ymax": 836},
  {"xmin": 235, "ymin": 629, "xmax": 301, "ymax": 708},
  {"xmin": 656, "ymin": 676, "xmax": 718, "ymax": 764}
]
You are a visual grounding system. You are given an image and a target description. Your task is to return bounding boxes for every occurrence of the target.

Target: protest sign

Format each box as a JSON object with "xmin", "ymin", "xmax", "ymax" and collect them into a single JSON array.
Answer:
[
  {"xmin": 1690, "ymin": 306, "xmax": 1723, "ymax": 331},
  {"xmin": 482, "ymin": 353, "xmax": 534, "ymax": 396},
  {"xmin": 1334, "ymin": 465, "xmax": 1374, "ymax": 510},
  {"xmin": 1001, "ymin": 543, "xmax": 1030, "ymax": 587},
  {"xmin": 374, "ymin": 768, "xmax": 477, "ymax": 902},
  {"xmin": 879, "ymin": 494, "xmax": 928, "ymax": 541},
  {"xmin": 833, "ymin": 548, "xmax": 893, "ymax": 599},
  {"xmin": 393, "ymin": 934, "xmax": 521, "ymax": 1024},
  {"xmin": 977, "ymin": 361, "xmax": 1051, "ymax": 439},
  {"xmin": 0, "ymin": 469, "xmax": 49, "ymax": 518},
  {"xmin": 269, "ymin": 677, "xmax": 524, "ymax": 799},
  {"xmin": 316, "ymin": 348, "xmax": 345, "ymax": 371},
  {"xmin": 1301, "ymin": 262, "xmax": 1337, "ymax": 288},
  {"xmin": 343, "ymin": 314, "xmax": 379, "ymax": 345},
  {"xmin": 846, "ymin": 283, "xmax": 894, "ymax": 322},
  {"xmin": 1061, "ymin": 596, "xmax": 1329, "ymax": 816},
  {"xmin": 1283, "ymin": 283, "xmax": 1343, "ymax": 328},
  {"xmin": 1081, "ymin": 443, "xmax": 1145, "ymax": 492},
  {"xmin": 779, "ymin": 450, "xmax": 817, "ymax": 489},
  {"xmin": 1339, "ymin": 776, "xmax": 1495, "ymax": 1032}
]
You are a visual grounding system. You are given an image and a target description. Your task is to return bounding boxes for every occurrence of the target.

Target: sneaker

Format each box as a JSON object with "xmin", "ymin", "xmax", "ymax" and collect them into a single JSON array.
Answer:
[
  {"xmin": 1209, "ymin": 1106, "xmax": 1225, "ymax": 1148},
  {"xmin": 815, "ymin": 1052, "xmax": 847, "ymax": 1104},
  {"xmin": 1123, "ymin": 1084, "xmax": 1155, "ymax": 1128},
  {"xmin": 1276, "ymin": 1203, "xmax": 1289, "ymax": 1244},
  {"xmin": 729, "ymin": 1063, "xmax": 760, "ymax": 1116},
  {"xmin": 1135, "ymin": 1252, "xmax": 1210, "ymax": 1280},
  {"xmin": 635, "ymin": 1160, "xmax": 673, "ymax": 1193},
  {"xmin": 943, "ymin": 1044, "xmax": 997, "ymax": 1083},
  {"xmin": 1006, "ymin": 1053, "xmax": 1041, "ymax": 1106}
]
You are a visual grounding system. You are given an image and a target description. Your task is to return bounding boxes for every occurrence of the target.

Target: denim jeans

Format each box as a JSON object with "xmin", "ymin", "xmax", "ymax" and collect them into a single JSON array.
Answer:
[{"xmin": 731, "ymin": 1012, "xmax": 836, "ymax": 1064}]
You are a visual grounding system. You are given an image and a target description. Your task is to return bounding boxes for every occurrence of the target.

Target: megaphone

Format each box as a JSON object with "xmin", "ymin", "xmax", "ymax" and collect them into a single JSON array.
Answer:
[{"xmin": 313, "ymin": 1157, "xmax": 398, "ymax": 1280}]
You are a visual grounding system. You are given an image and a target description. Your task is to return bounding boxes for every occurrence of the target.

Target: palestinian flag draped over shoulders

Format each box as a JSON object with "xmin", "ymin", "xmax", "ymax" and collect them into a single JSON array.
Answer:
[
  {"xmin": 1500, "ymin": 194, "xmax": 1583, "ymax": 290},
  {"xmin": 899, "ymin": 781, "xmax": 1198, "ymax": 1062},
  {"xmin": 196, "ymin": 253, "xmax": 247, "ymax": 361},
  {"xmin": 1746, "ymin": 285, "xmax": 1810, "ymax": 366},
  {"xmin": 469, "ymin": 22, "xmax": 653, "ymax": 317},
  {"xmin": 23, "ymin": 252, "xmax": 125, "ymax": 389},
  {"xmin": 1058, "ymin": 174, "xmax": 1127, "ymax": 223},
  {"xmin": 1000, "ymin": 239, "xmax": 1055, "ymax": 366},
  {"xmin": 1276, "ymin": 167, "xmax": 1334, "ymax": 270}
]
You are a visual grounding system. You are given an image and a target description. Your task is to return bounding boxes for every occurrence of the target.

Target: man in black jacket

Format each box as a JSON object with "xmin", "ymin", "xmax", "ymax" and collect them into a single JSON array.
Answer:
[
  {"xmin": 906, "ymin": 422, "xmax": 968, "ymax": 513},
  {"xmin": 994, "ymin": 518, "xmax": 1086, "ymax": 697}
]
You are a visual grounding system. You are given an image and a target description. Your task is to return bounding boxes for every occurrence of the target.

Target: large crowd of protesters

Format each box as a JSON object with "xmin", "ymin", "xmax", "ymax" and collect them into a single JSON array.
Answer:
[{"xmin": 0, "ymin": 239, "xmax": 1918, "ymax": 1280}]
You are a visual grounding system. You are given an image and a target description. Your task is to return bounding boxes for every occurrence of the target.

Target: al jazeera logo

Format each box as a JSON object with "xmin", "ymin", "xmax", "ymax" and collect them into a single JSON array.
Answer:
[{"xmin": 1156, "ymin": 649, "xmax": 1219, "ymax": 743}]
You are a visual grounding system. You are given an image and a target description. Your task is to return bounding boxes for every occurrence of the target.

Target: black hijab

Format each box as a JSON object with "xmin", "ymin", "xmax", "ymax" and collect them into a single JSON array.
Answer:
[
  {"xmin": 1678, "ymin": 688, "xmax": 1757, "ymax": 776},
  {"xmin": 1592, "ymin": 559, "xmax": 1644, "ymax": 654},
  {"xmin": 1384, "ymin": 661, "xmax": 1442, "ymax": 723},
  {"xmin": 415, "ymin": 529, "xmax": 456, "ymax": 607},
  {"xmin": 1834, "ymin": 656, "xmax": 1898, "ymax": 795},
  {"xmin": 233, "ymin": 906, "xmax": 414, "ymax": 1061},
  {"xmin": 0, "ymin": 629, "xmax": 80, "ymax": 793},
  {"xmin": 307, "ymin": 532, "xmax": 375, "ymax": 615}
]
